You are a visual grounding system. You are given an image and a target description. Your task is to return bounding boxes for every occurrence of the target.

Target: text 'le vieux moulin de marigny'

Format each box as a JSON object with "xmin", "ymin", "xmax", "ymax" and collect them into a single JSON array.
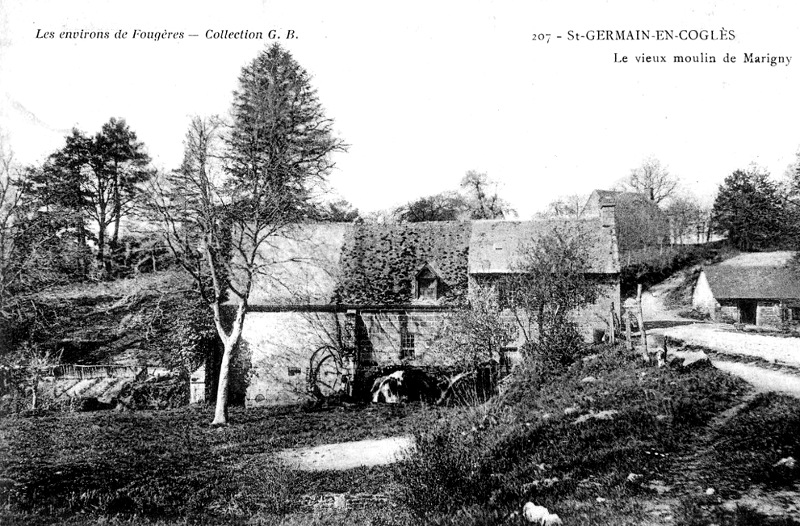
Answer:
[{"xmin": 613, "ymin": 52, "xmax": 791, "ymax": 67}]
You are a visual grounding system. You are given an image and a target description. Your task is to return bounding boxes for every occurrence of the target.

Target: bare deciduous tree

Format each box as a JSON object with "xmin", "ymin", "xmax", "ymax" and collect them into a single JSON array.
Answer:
[
  {"xmin": 665, "ymin": 193, "xmax": 709, "ymax": 244},
  {"xmin": 619, "ymin": 156, "xmax": 678, "ymax": 204},
  {"xmin": 149, "ymin": 45, "xmax": 345, "ymax": 425},
  {"xmin": 0, "ymin": 140, "xmax": 56, "ymax": 315},
  {"xmin": 460, "ymin": 170, "xmax": 515, "ymax": 219},
  {"xmin": 537, "ymin": 194, "xmax": 587, "ymax": 219},
  {"xmin": 0, "ymin": 142, "xmax": 22, "ymax": 314}
]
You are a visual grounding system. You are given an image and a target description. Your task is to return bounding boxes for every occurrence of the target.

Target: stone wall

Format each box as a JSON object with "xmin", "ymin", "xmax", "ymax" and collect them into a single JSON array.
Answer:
[
  {"xmin": 358, "ymin": 310, "xmax": 451, "ymax": 366},
  {"xmin": 242, "ymin": 311, "xmax": 347, "ymax": 407},
  {"xmin": 240, "ymin": 279, "xmax": 619, "ymax": 406},
  {"xmin": 716, "ymin": 300, "xmax": 783, "ymax": 327},
  {"xmin": 756, "ymin": 301, "xmax": 782, "ymax": 327},
  {"xmin": 718, "ymin": 302, "xmax": 740, "ymax": 323}
]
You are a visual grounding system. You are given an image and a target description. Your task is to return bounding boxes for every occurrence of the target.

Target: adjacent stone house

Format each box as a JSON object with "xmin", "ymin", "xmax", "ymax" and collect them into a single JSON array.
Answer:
[
  {"xmin": 206, "ymin": 213, "xmax": 620, "ymax": 406},
  {"xmin": 692, "ymin": 251, "xmax": 800, "ymax": 326},
  {"xmin": 582, "ymin": 189, "xmax": 670, "ymax": 254}
]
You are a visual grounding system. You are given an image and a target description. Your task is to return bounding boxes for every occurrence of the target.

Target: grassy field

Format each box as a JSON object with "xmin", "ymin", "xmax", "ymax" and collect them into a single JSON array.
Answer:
[
  {"xmin": 0, "ymin": 402, "xmax": 447, "ymax": 524},
  {"xmin": 2, "ymin": 345, "xmax": 800, "ymax": 525}
]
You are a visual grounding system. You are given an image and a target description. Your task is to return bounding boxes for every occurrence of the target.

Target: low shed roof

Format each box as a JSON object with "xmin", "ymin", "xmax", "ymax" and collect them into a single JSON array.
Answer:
[{"xmin": 704, "ymin": 252, "xmax": 800, "ymax": 300}]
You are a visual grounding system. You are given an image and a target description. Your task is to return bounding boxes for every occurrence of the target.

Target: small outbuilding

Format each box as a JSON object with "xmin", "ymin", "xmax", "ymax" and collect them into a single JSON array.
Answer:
[{"xmin": 692, "ymin": 251, "xmax": 800, "ymax": 327}]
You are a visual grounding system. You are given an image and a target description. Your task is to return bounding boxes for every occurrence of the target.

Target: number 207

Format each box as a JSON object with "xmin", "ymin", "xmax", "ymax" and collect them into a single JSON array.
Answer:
[{"xmin": 531, "ymin": 33, "xmax": 551, "ymax": 43}]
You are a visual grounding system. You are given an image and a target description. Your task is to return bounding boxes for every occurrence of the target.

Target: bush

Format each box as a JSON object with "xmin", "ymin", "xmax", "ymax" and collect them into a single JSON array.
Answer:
[
  {"xmin": 394, "ymin": 343, "xmax": 751, "ymax": 520},
  {"xmin": 393, "ymin": 407, "xmax": 497, "ymax": 518},
  {"xmin": 712, "ymin": 393, "xmax": 800, "ymax": 488},
  {"xmin": 619, "ymin": 242, "xmax": 725, "ymax": 297}
]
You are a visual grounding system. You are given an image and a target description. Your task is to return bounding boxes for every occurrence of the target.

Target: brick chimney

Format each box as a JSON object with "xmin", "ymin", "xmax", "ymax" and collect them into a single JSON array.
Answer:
[{"xmin": 599, "ymin": 196, "xmax": 616, "ymax": 227}]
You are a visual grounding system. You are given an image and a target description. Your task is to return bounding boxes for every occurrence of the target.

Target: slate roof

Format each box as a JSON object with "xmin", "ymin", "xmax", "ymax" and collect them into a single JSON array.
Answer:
[
  {"xmin": 717, "ymin": 251, "xmax": 796, "ymax": 267},
  {"xmin": 247, "ymin": 223, "xmax": 352, "ymax": 305},
  {"xmin": 468, "ymin": 219, "xmax": 619, "ymax": 274},
  {"xmin": 244, "ymin": 219, "xmax": 618, "ymax": 306},
  {"xmin": 704, "ymin": 252, "xmax": 800, "ymax": 300}
]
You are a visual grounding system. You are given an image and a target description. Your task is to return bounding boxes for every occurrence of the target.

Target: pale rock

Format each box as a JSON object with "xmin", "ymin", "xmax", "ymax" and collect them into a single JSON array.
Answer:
[
  {"xmin": 522, "ymin": 503, "xmax": 562, "ymax": 525},
  {"xmin": 523, "ymin": 502, "xmax": 549, "ymax": 523},
  {"xmin": 573, "ymin": 409, "xmax": 618, "ymax": 425},
  {"xmin": 705, "ymin": 487, "xmax": 715, "ymax": 496},
  {"xmin": 626, "ymin": 473, "xmax": 643, "ymax": 483},
  {"xmin": 775, "ymin": 456, "xmax": 796, "ymax": 469},
  {"xmin": 542, "ymin": 514, "xmax": 563, "ymax": 526},
  {"xmin": 563, "ymin": 406, "xmax": 581, "ymax": 415},
  {"xmin": 332, "ymin": 494, "xmax": 347, "ymax": 509},
  {"xmin": 596, "ymin": 496, "xmax": 607, "ymax": 503},
  {"xmin": 581, "ymin": 376, "xmax": 598, "ymax": 383}
]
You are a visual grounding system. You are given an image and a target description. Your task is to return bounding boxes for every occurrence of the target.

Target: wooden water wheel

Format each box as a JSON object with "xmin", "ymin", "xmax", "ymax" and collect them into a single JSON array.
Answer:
[{"xmin": 308, "ymin": 346, "xmax": 348, "ymax": 398}]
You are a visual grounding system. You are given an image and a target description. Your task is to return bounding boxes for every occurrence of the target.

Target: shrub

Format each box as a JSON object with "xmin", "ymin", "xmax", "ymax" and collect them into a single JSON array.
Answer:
[
  {"xmin": 393, "ymin": 407, "xmax": 498, "ymax": 518},
  {"xmin": 712, "ymin": 392, "xmax": 800, "ymax": 488}
]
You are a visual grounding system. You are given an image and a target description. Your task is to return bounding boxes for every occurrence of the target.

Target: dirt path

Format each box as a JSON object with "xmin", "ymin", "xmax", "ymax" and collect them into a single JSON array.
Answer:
[
  {"xmin": 711, "ymin": 361, "xmax": 800, "ymax": 399},
  {"xmin": 655, "ymin": 323, "xmax": 800, "ymax": 367},
  {"xmin": 641, "ymin": 277, "xmax": 800, "ymax": 398},
  {"xmin": 276, "ymin": 436, "xmax": 414, "ymax": 471},
  {"xmin": 640, "ymin": 290, "xmax": 686, "ymax": 322}
]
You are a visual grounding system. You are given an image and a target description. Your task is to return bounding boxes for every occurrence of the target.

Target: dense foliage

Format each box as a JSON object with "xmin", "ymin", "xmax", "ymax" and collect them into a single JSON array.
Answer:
[
  {"xmin": 712, "ymin": 168, "xmax": 791, "ymax": 251},
  {"xmin": 506, "ymin": 226, "xmax": 600, "ymax": 367},
  {"xmin": 21, "ymin": 118, "xmax": 152, "ymax": 278},
  {"xmin": 392, "ymin": 170, "xmax": 515, "ymax": 223}
]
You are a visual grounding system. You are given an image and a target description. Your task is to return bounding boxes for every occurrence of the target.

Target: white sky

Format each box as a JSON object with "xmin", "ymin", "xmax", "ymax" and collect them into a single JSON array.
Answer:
[{"xmin": 1, "ymin": 0, "xmax": 799, "ymax": 217}]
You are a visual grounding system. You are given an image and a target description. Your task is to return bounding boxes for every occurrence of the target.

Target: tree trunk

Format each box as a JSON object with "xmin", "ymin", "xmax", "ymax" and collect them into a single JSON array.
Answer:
[
  {"xmin": 97, "ymin": 218, "xmax": 107, "ymax": 277},
  {"xmin": 76, "ymin": 217, "xmax": 88, "ymax": 277},
  {"xmin": 211, "ymin": 339, "xmax": 234, "ymax": 425},
  {"xmin": 210, "ymin": 302, "xmax": 247, "ymax": 426},
  {"xmin": 112, "ymin": 160, "xmax": 121, "ymax": 248}
]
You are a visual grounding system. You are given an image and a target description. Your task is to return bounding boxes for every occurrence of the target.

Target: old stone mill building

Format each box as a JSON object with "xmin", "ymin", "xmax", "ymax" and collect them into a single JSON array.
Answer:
[{"xmin": 195, "ymin": 203, "xmax": 621, "ymax": 406}]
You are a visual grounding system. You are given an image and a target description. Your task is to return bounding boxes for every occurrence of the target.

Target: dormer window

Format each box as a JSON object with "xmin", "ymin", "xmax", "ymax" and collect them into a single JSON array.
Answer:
[{"xmin": 414, "ymin": 263, "xmax": 442, "ymax": 301}]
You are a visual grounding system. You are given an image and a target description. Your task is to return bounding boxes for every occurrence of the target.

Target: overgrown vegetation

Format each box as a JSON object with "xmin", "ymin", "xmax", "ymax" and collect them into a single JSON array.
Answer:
[
  {"xmin": 506, "ymin": 225, "xmax": 601, "ymax": 367},
  {"xmin": 392, "ymin": 344, "xmax": 751, "ymax": 523},
  {"xmin": 619, "ymin": 241, "xmax": 728, "ymax": 297},
  {"xmin": 709, "ymin": 392, "xmax": 800, "ymax": 491},
  {"xmin": 5, "ymin": 344, "xmax": 800, "ymax": 525}
]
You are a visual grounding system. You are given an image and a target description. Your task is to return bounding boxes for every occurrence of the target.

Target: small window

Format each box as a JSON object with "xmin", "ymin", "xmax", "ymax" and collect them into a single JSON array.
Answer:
[
  {"xmin": 497, "ymin": 279, "xmax": 518, "ymax": 309},
  {"xmin": 415, "ymin": 264, "xmax": 440, "ymax": 301},
  {"xmin": 417, "ymin": 277, "xmax": 437, "ymax": 300},
  {"xmin": 401, "ymin": 332, "xmax": 416, "ymax": 359},
  {"xmin": 399, "ymin": 313, "xmax": 415, "ymax": 359}
]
